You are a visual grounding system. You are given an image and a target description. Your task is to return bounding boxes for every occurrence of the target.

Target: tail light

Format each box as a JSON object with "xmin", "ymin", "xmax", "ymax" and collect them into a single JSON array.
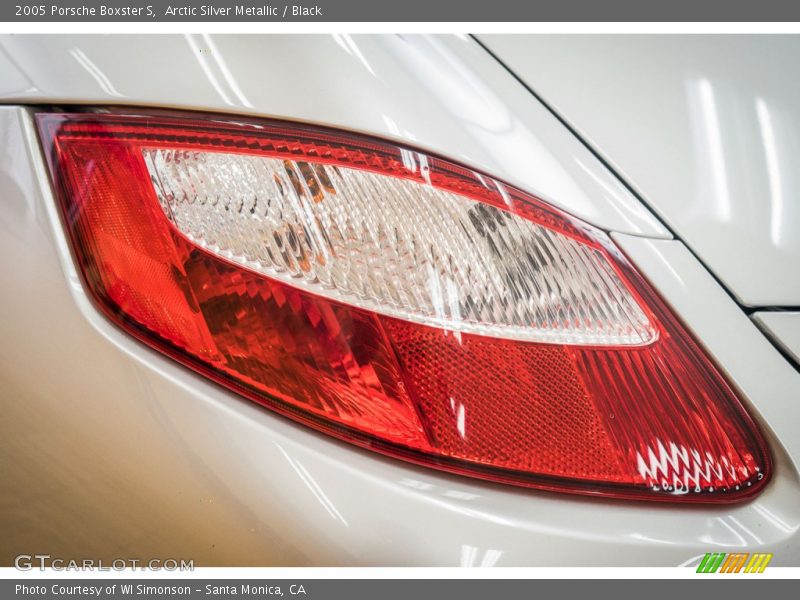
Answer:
[{"xmin": 37, "ymin": 111, "xmax": 771, "ymax": 502}]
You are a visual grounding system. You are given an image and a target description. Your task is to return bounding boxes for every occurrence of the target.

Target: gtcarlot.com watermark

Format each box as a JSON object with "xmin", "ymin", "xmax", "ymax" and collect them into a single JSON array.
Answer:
[{"xmin": 14, "ymin": 554, "xmax": 194, "ymax": 571}]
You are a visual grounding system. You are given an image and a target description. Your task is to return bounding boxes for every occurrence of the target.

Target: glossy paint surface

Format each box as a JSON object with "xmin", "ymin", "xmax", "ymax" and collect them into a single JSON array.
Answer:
[
  {"xmin": 0, "ymin": 34, "xmax": 667, "ymax": 238},
  {"xmin": 1, "ymin": 107, "xmax": 799, "ymax": 565},
  {"xmin": 752, "ymin": 312, "xmax": 800, "ymax": 365},
  {"xmin": 480, "ymin": 34, "xmax": 800, "ymax": 307}
]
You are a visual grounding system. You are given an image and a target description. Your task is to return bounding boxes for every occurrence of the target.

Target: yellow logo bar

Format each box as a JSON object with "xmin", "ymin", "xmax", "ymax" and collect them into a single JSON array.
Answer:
[{"xmin": 744, "ymin": 553, "xmax": 773, "ymax": 573}]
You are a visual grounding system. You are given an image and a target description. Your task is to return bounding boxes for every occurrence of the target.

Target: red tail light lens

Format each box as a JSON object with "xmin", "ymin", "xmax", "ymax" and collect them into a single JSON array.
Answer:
[{"xmin": 38, "ymin": 112, "xmax": 771, "ymax": 502}]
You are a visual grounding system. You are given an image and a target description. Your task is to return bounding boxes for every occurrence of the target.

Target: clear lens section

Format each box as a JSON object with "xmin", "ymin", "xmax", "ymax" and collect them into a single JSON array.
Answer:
[{"xmin": 143, "ymin": 148, "xmax": 655, "ymax": 346}]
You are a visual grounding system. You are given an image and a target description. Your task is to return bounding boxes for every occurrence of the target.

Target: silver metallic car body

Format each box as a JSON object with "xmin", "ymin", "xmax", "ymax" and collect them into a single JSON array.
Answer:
[{"xmin": 0, "ymin": 34, "xmax": 798, "ymax": 566}]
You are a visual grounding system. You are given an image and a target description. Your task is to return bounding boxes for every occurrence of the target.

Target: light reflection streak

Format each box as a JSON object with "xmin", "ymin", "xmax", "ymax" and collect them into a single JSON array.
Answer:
[
  {"xmin": 714, "ymin": 516, "xmax": 748, "ymax": 548},
  {"xmin": 755, "ymin": 98, "xmax": 784, "ymax": 246},
  {"xmin": 728, "ymin": 515, "xmax": 763, "ymax": 545},
  {"xmin": 459, "ymin": 544, "xmax": 477, "ymax": 567},
  {"xmin": 69, "ymin": 48, "xmax": 123, "ymax": 97},
  {"xmin": 460, "ymin": 544, "xmax": 503, "ymax": 567},
  {"xmin": 752, "ymin": 504, "xmax": 797, "ymax": 534},
  {"xmin": 184, "ymin": 34, "xmax": 234, "ymax": 106},
  {"xmin": 332, "ymin": 34, "xmax": 376, "ymax": 76},
  {"xmin": 642, "ymin": 244, "xmax": 687, "ymax": 292},
  {"xmin": 572, "ymin": 158, "xmax": 643, "ymax": 232},
  {"xmin": 399, "ymin": 478, "xmax": 435, "ymax": 491},
  {"xmin": 448, "ymin": 397, "xmax": 467, "ymax": 440},
  {"xmin": 693, "ymin": 79, "xmax": 731, "ymax": 221},
  {"xmin": 678, "ymin": 554, "xmax": 706, "ymax": 567},
  {"xmin": 273, "ymin": 442, "xmax": 349, "ymax": 526},
  {"xmin": 442, "ymin": 490, "xmax": 479, "ymax": 501},
  {"xmin": 628, "ymin": 533, "xmax": 676, "ymax": 546},
  {"xmin": 200, "ymin": 34, "xmax": 253, "ymax": 108},
  {"xmin": 397, "ymin": 480, "xmax": 513, "ymax": 527}
]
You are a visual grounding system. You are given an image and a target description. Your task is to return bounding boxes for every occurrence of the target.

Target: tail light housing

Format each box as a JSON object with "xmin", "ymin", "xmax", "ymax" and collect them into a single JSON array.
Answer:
[{"xmin": 37, "ymin": 111, "xmax": 771, "ymax": 502}]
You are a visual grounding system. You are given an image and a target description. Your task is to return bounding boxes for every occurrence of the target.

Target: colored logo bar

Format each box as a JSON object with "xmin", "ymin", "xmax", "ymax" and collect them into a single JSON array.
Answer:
[{"xmin": 696, "ymin": 552, "xmax": 773, "ymax": 573}]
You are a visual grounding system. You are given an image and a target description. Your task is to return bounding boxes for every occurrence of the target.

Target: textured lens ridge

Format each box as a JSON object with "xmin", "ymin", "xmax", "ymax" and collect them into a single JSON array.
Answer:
[{"xmin": 143, "ymin": 148, "xmax": 656, "ymax": 346}]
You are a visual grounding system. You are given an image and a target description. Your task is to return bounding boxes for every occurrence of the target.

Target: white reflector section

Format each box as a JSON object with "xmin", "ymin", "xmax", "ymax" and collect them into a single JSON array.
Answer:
[{"xmin": 142, "ymin": 149, "xmax": 656, "ymax": 345}]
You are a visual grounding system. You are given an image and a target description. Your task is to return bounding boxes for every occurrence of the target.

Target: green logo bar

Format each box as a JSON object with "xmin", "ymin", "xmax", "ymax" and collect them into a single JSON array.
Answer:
[{"xmin": 697, "ymin": 553, "xmax": 726, "ymax": 573}]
